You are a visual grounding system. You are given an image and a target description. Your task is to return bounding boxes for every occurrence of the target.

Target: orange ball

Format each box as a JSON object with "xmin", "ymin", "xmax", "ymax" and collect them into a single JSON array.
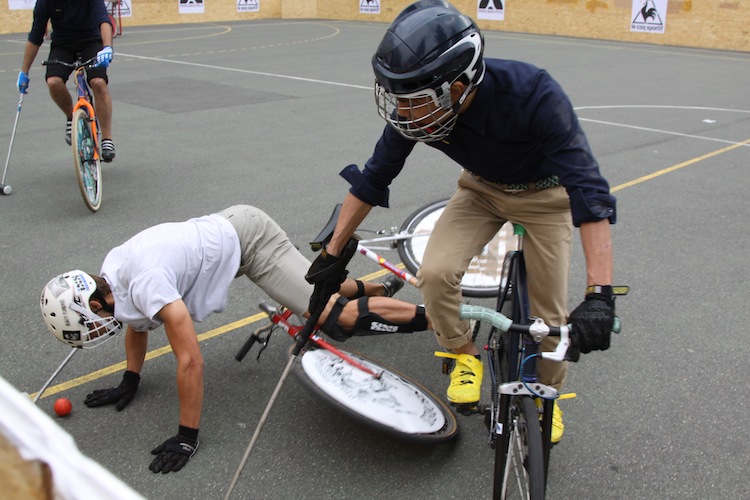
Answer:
[{"xmin": 53, "ymin": 397, "xmax": 72, "ymax": 417}]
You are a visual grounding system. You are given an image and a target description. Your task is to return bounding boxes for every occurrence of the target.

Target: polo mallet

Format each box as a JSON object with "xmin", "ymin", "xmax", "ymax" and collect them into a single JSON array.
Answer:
[
  {"xmin": 224, "ymin": 238, "xmax": 359, "ymax": 500},
  {"xmin": 32, "ymin": 347, "xmax": 78, "ymax": 403},
  {"xmin": 1, "ymin": 93, "xmax": 25, "ymax": 196}
]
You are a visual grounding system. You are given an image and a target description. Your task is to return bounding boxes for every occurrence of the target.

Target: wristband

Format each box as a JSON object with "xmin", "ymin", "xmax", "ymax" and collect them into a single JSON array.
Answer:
[
  {"xmin": 178, "ymin": 425, "xmax": 199, "ymax": 441},
  {"xmin": 585, "ymin": 285, "xmax": 613, "ymax": 299}
]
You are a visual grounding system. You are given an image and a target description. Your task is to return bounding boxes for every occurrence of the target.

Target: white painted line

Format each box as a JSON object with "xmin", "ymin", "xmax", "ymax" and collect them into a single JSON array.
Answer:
[
  {"xmin": 118, "ymin": 52, "xmax": 371, "ymax": 90},
  {"xmin": 576, "ymin": 106, "xmax": 750, "ymax": 147}
]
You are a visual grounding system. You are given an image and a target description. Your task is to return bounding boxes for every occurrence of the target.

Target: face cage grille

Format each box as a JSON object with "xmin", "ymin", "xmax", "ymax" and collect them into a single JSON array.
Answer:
[
  {"xmin": 81, "ymin": 315, "xmax": 122, "ymax": 348},
  {"xmin": 374, "ymin": 84, "xmax": 458, "ymax": 143},
  {"xmin": 69, "ymin": 300, "xmax": 122, "ymax": 349}
]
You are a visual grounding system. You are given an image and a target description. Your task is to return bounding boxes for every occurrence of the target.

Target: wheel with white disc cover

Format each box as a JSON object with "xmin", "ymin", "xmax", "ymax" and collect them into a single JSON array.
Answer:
[{"xmin": 289, "ymin": 345, "xmax": 458, "ymax": 443}]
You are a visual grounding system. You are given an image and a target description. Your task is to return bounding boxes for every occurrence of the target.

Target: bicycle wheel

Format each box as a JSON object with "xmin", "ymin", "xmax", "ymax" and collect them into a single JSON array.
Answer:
[
  {"xmin": 396, "ymin": 199, "xmax": 516, "ymax": 297},
  {"xmin": 71, "ymin": 107, "xmax": 102, "ymax": 212},
  {"xmin": 494, "ymin": 396, "xmax": 545, "ymax": 500},
  {"xmin": 288, "ymin": 345, "xmax": 459, "ymax": 444},
  {"xmin": 109, "ymin": 13, "xmax": 119, "ymax": 38}
]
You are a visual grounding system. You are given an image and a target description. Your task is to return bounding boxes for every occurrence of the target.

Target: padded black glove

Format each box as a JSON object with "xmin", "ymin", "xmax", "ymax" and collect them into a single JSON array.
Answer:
[
  {"xmin": 149, "ymin": 426, "xmax": 199, "ymax": 474},
  {"xmin": 83, "ymin": 370, "xmax": 140, "ymax": 411},
  {"xmin": 567, "ymin": 292, "xmax": 615, "ymax": 362},
  {"xmin": 305, "ymin": 238, "xmax": 359, "ymax": 314}
]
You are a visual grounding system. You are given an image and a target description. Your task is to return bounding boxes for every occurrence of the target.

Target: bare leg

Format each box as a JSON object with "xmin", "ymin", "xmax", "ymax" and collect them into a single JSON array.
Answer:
[
  {"xmin": 339, "ymin": 278, "xmax": 388, "ymax": 298},
  {"xmin": 89, "ymin": 78, "xmax": 112, "ymax": 138},
  {"xmin": 47, "ymin": 77, "xmax": 73, "ymax": 119}
]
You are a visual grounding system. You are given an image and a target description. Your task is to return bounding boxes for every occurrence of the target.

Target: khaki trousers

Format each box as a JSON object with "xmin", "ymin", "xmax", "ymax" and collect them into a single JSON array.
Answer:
[
  {"xmin": 218, "ymin": 205, "xmax": 313, "ymax": 316},
  {"xmin": 418, "ymin": 170, "xmax": 572, "ymax": 389}
]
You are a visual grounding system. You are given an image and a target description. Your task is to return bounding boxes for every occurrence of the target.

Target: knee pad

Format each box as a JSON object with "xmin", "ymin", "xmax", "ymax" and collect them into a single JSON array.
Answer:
[
  {"xmin": 321, "ymin": 297, "xmax": 429, "ymax": 341},
  {"xmin": 351, "ymin": 297, "xmax": 428, "ymax": 336},
  {"xmin": 320, "ymin": 296, "xmax": 352, "ymax": 341}
]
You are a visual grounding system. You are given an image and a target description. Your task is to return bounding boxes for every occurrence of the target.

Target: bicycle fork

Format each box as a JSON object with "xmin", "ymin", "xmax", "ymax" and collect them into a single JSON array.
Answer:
[{"xmin": 73, "ymin": 100, "xmax": 100, "ymax": 160}]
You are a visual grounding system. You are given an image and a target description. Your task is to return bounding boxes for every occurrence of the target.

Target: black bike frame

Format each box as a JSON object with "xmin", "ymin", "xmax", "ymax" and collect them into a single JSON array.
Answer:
[{"xmin": 491, "ymin": 227, "xmax": 555, "ymax": 494}]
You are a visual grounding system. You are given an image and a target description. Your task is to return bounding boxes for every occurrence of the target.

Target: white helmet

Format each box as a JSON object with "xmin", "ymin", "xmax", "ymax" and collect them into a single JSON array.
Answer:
[{"xmin": 40, "ymin": 270, "xmax": 122, "ymax": 349}]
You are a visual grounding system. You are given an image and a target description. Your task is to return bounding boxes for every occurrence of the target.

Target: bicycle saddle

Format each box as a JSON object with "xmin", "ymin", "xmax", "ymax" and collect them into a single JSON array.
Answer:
[{"xmin": 310, "ymin": 204, "xmax": 342, "ymax": 251}]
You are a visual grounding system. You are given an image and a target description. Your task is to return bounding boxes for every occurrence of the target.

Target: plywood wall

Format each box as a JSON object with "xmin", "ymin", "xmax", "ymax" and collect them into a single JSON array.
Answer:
[{"xmin": 2, "ymin": 0, "xmax": 747, "ymax": 53}]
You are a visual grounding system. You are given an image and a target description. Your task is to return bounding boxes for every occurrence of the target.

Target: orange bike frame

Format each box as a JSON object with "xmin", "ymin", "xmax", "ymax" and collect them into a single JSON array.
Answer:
[{"xmin": 72, "ymin": 68, "xmax": 99, "ymax": 160}]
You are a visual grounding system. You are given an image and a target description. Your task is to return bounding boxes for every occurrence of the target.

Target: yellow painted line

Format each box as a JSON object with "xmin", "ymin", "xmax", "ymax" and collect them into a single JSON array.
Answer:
[
  {"xmin": 114, "ymin": 24, "xmax": 233, "ymax": 46},
  {"xmin": 611, "ymin": 138, "xmax": 750, "ymax": 192},
  {"xmin": 41, "ymin": 138, "xmax": 747, "ymax": 399}
]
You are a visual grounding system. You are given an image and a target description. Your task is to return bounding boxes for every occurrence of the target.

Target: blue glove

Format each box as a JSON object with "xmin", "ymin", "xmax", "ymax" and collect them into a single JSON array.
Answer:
[
  {"xmin": 17, "ymin": 71, "xmax": 29, "ymax": 94},
  {"xmin": 96, "ymin": 46, "xmax": 113, "ymax": 67}
]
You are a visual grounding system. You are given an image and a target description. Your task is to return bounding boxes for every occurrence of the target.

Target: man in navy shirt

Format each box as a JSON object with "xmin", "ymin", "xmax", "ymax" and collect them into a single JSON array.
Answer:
[
  {"xmin": 18, "ymin": 0, "xmax": 117, "ymax": 162},
  {"xmin": 309, "ymin": 0, "xmax": 618, "ymax": 443}
]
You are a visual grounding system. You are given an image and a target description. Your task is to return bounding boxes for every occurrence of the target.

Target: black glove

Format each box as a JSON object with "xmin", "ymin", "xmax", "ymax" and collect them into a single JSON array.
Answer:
[
  {"xmin": 149, "ymin": 426, "xmax": 199, "ymax": 474},
  {"xmin": 305, "ymin": 238, "xmax": 359, "ymax": 314},
  {"xmin": 567, "ymin": 292, "xmax": 615, "ymax": 362},
  {"xmin": 84, "ymin": 370, "xmax": 140, "ymax": 411}
]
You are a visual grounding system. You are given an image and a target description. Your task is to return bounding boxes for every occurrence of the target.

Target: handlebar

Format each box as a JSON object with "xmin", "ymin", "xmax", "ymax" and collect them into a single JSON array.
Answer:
[
  {"xmin": 459, "ymin": 304, "xmax": 571, "ymax": 362},
  {"xmin": 42, "ymin": 57, "xmax": 99, "ymax": 70}
]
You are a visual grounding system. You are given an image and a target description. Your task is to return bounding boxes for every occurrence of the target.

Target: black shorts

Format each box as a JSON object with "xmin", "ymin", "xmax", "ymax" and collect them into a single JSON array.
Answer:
[{"xmin": 45, "ymin": 39, "xmax": 108, "ymax": 84}]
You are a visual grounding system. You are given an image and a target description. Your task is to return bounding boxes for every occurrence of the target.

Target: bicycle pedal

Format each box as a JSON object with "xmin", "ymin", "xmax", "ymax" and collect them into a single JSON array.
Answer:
[
  {"xmin": 452, "ymin": 402, "xmax": 482, "ymax": 416},
  {"xmin": 441, "ymin": 358, "xmax": 454, "ymax": 375},
  {"xmin": 558, "ymin": 392, "xmax": 577, "ymax": 400},
  {"xmin": 434, "ymin": 351, "xmax": 457, "ymax": 375}
]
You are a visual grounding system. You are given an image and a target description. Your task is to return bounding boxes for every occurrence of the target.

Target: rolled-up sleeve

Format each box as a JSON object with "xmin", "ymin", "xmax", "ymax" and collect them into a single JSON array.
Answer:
[
  {"xmin": 345, "ymin": 126, "xmax": 416, "ymax": 208},
  {"xmin": 27, "ymin": 0, "xmax": 49, "ymax": 46}
]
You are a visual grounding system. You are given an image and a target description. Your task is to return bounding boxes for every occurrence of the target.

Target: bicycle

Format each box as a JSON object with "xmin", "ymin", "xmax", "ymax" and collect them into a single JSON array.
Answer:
[
  {"xmin": 235, "ymin": 302, "xmax": 459, "ymax": 443},
  {"xmin": 444, "ymin": 223, "xmax": 628, "ymax": 499},
  {"xmin": 355, "ymin": 211, "xmax": 628, "ymax": 498},
  {"xmin": 236, "ymin": 205, "xmax": 626, "ymax": 498},
  {"xmin": 42, "ymin": 57, "xmax": 103, "ymax": 212},
  {"xmin": 313, "ymin": 200, "xmax": 517, "ymax": 298}
]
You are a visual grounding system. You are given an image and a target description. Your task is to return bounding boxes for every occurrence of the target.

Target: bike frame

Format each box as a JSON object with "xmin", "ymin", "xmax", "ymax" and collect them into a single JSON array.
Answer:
[
  {"xmin": 237, "ymin": 303, "xmax": 382, "ymax": 379},
  {"xmin": 71, "ymin": 63, "xmax": 100, "ymax": 161},
  {"xmin": 490, "ymin": 225, "xmax": 556, "ymax": 491}
]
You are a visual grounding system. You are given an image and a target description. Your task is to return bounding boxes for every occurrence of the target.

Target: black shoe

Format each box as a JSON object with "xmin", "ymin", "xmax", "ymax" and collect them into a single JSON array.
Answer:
[
  {"xmin": 380, "ymin": 275, "xmax": 405, "ymax": 297},
  {"xmin": 101, "ymin": 139, "xmax": 115, "ymax": 163}
]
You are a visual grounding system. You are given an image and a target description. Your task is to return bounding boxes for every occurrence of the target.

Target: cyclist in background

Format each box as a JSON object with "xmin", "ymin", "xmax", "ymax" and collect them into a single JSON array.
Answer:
[
  {"xmin": 308, "ymin": 0, "xmax": 619, "ymax": 444},
  {"xmin": 17, "ymin": 0, "xmax": 117, "ymax": 162},
  {"xmin": 40, "ymin": 205, "xmax": 425, "ymax": 474}
]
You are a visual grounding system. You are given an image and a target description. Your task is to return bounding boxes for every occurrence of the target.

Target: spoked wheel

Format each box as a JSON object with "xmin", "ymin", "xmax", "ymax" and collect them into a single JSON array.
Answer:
[
  {"xmin": 288, "ymin": 345, "xmax": 459, "ymax": 444},
  {"xmin": 396, "ymin": 199, "xmax": 516, "ymax": 298},
  {"xmin": 71, "ymin": 108, "xmax": 102, "ymax": 212},
  {"xmin": 494, "ymin": 396, "xmax": 545, "ymax": 500}
]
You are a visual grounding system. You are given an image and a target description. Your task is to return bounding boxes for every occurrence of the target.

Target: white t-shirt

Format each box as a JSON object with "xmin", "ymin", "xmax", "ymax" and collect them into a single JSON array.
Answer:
[{"xmin": 101, "ymin": 214, "xmax": 241, "ymax": 331}]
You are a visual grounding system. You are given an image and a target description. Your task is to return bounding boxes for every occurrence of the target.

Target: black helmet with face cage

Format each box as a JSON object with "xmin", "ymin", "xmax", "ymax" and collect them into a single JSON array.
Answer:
[{"xmin": 372, "ymin": 0, "xmax": 485, "ymax": 141}]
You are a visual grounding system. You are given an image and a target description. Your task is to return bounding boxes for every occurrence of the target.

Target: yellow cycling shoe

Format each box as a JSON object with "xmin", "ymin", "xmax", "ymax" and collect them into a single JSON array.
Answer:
[
  {"xmin": 536, "ymin": 398, "xmax": 566, "ymax": 444},
  {"xmin": 445, "ymin": 354, "xmax": 483, "ymax": 404},
  {"xmin": 551, "ymin": 400, "xmax": 564, "ymax": 443},
  {"xmin": 536, "ymin": 394, "xmax": 575, "ymax": 444}
]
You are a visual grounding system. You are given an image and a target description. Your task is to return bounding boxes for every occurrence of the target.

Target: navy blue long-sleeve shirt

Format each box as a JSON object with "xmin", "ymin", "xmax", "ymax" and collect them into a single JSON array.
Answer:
[
  {"xmin": 348, "ymin": 58, "xmax": 616, "ymax": 227},
  {"xmin": 28, "ymin": 0, "xmax": 111, "ymax": 46}
]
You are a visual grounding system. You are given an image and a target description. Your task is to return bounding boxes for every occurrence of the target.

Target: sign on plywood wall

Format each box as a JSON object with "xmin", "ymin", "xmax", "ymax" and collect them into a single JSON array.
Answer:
[
  {"xmin": 477, "ymin": 0, "xmax": 504, "ymax": 21},
  {"xmin": 631, "ymin": 0, "xmax": 668, "ymax": 34}
]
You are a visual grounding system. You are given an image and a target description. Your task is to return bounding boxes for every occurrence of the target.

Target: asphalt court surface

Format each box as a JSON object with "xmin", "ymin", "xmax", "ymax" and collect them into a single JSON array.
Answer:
[{"xmin": 1, "ymin": 19, "xmax": 750, "ymax": 499}]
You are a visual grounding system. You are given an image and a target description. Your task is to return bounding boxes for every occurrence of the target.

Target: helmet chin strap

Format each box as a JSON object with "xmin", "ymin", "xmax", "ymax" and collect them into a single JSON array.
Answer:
[
  {"xmin": 90, "ymin": 287, "xmax": 115, "ymax": 314},
  {"xmin": 451, "ymin": 81, "xmax": 476, "ymax": 115}
]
